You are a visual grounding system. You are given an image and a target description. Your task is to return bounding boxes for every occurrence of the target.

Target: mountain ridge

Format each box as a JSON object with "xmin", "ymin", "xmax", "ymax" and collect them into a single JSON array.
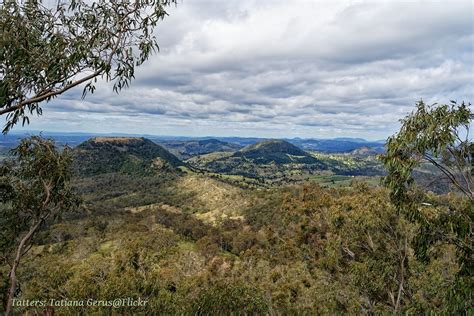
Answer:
[
  {"xmin": 234, "ymin": 140, "xmax": 319, "ymax": 164},
  {"xmin": 158, "ymin": 139, "xmax": 242, "ymax": 160}
]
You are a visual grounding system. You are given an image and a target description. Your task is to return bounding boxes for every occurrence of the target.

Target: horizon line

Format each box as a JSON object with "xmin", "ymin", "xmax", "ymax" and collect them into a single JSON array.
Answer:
[{"xmin": 3, "ymin": 129, "xmax": 387, "ymax": 143}]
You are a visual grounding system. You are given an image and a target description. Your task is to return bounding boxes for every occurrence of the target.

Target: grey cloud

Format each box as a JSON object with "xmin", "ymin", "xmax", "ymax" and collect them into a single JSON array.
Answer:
[{"xmin": 29, "ymin": 0, "xmax": 474, "ymax": 139}]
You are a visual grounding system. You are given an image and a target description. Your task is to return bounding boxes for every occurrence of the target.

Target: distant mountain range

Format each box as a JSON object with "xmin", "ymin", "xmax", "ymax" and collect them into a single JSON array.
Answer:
[
  {"xmin": 287, "ymin": 138, "xmax": 385, "ymax": 153},
  {"xmin": 8, "ymin": 135, "xmax": 383, "ymax": 186},
  {"xmin": 71, "ymin": 137, "xmax": 330, "ymax": 179},
  {"xmin": 1, "ymin": 130, "xmax": 386, "ymax": 156}
]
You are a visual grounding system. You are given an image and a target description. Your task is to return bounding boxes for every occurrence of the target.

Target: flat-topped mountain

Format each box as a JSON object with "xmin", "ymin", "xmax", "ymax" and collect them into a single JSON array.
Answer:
[
  {"xmin": 73, "ymin": 137, "xmax": 183, "ymax": 176},
  {"xmin": 158, "ymin": 139, "xmax": 242, "ymax": 160},
  {"xmin": 233, "ymin": 140, "xmax": 319, "ymax": 164}
]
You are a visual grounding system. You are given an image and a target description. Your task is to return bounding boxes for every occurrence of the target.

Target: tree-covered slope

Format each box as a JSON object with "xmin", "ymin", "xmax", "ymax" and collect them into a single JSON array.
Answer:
[
  {"xmin": 234, "ymin": 140, "xmax": 320, "ymax": 164},
  {"xmin": 73, "ymin": 137, "xmax": 184, "ymax": 176},
  {"xmin": 186, "ymin": 140, "xmax": 328, "ymax": 182},
  {"xmin": 158, "ymin": 139, "xmax": 242, "ymax": 160},
  {"xmin": 11, "ymin": 179, "xmax": 464, "ymax": 315}
]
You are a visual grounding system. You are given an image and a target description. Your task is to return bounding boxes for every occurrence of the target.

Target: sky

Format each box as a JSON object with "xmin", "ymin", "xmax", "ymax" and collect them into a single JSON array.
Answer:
[{"xmin": 16, "ymin": 0, "xmax": 474, "ymax": 140}]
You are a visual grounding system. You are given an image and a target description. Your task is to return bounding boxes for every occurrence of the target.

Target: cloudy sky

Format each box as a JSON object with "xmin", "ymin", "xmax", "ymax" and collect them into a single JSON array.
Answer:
[{"xmin": 21, "ymin": 0, "xmax": 474, "ymax": 140}]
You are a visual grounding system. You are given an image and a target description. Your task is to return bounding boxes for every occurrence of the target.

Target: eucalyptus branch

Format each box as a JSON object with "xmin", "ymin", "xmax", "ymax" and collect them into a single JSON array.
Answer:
[
  {"xmin": 0, "ymin": 70, "xmax": 101, "ymax": 116},
  {"xmin": 0, "ymin": 0, "xmax": 177, "ymax": 132},
  {"xmin": 423, "ymin": 154, "xmax": 472, "ymax": 199},
  {"xmin": 446, "ymin": 146, "xmax": 472, "ymax": 193}
]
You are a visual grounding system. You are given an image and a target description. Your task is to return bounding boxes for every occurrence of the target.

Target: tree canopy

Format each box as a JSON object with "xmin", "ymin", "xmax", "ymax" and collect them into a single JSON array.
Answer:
[{"xmin": 0, "ymin": 0, "xmax": 176, "ymax": 133}]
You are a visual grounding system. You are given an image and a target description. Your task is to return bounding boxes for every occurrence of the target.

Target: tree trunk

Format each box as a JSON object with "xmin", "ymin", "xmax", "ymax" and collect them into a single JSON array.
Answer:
[
  {"xmin": 5, "ymin": 219, "xmax": 43, "ymax": 316},
  {"xmin": 5, "ymin": 256, "xmax": 19, "ymax": 316},
  {"xmin": 394, "ymin": 236, "xmax": 408, "ymax": 314}
]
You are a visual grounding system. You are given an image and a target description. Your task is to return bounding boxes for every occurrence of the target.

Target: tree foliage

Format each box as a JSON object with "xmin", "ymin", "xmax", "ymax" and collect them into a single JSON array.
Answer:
[
  {"xmin": 0, "ymin": 136, "xmax": 79, "ymax": 314},
  {"xmin": 0, "ymin": 0, "xmax": 176, "ymax": 133},
  {"xmin": 381, "ymin": 100, "xmax": 473, "ymax": 313},
  {"xmin": 382, "ymin": 100, "xmax": 473, "ymax": 203}
]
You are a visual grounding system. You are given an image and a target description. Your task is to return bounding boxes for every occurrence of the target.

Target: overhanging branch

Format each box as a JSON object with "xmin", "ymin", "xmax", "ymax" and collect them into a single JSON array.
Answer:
[{"xmin": 0, "ymin": 70, "xmax": 102, "ymax": 116}]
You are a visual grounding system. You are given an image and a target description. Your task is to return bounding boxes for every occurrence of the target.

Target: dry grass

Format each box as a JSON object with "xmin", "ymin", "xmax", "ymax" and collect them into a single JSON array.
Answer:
[
  {"xmin": 126, "ymin": 202, "xmax": 182, "ymax": 214},
  {"xmin": 176, "ymin": 174, "xmax": 248, "ymax": 224}
]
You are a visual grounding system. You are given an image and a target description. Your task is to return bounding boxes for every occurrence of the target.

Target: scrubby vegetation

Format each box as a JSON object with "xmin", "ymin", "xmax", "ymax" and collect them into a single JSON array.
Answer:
[{"xmin": 1, "ymin": 175, "xmax": 467, "ymax": 314}]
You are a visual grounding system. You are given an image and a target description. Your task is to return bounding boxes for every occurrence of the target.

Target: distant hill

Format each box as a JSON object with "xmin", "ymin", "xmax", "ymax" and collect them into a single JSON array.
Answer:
[
  {"xmin": 73, "ymin": 137, "xmax": 184, "ymax": 176},
  {"xmin": 158, "ymin": 139, "xmax": 242, "ymax": 160},
  {"xmin": 234, "ymin": 140, "xmax": 319, "ymax": 164},
  {"xmin": 349, "ymin": 146, "xmax": 381, "ymax": 157},
  {"xmin": 333, "ymin": 137, "xmax": 368, "ymax": 143},
  {"xmin": 1, "ymin": 131, "xmax": 387, "ymax": 154},
  {"xmin": 288, "ymin": 138, "xmax": 385, "ymax": 153},
  {"xmin": 187, "ymin": 140, "xmax": 327, "ymax": 181}
]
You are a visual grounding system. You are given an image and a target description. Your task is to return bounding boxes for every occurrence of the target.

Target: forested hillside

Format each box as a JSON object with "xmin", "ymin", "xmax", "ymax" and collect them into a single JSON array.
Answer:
[
  {"xmin": 73, "ymin": 137, "xmax": 184, "ymax": 176},
  {"xmin": 6, "ymin": 171, "xmax": 466, "ymax": 314}
]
